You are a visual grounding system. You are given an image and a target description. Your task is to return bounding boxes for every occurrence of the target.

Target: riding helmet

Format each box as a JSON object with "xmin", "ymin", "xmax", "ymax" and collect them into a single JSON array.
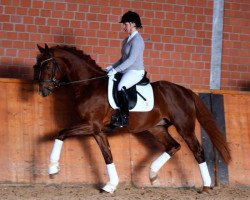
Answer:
[{"xmin": 119, "ymin": 11, "xmax": 142, "ymax": 28}]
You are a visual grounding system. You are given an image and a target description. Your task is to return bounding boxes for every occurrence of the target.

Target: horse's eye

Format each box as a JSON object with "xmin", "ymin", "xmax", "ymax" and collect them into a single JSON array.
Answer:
[{"xmin": 41, "ymin": 63, "xmax": 50, "ymax": 70}]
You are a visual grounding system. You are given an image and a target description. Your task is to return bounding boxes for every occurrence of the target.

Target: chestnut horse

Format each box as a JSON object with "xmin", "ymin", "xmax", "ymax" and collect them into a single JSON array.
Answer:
[{"xmin": 34, "ymin": 44, "xmax": 231, "ymax": 193}]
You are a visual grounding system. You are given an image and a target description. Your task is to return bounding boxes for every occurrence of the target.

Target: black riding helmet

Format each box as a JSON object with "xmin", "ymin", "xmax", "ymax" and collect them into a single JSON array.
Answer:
[{"xmin": 119, "ymin": 11, "xmax": 142, "ymax": 28}]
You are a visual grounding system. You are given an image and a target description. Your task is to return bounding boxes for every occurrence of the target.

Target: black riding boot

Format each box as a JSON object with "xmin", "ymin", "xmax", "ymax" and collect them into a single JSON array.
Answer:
[
  {"xmin": 119, "ymin": 87, "xmax": 129, "ymax": 126},
  {"xmin": 112, "ymin": 87, "xmax": 129, "ymax": 127}
]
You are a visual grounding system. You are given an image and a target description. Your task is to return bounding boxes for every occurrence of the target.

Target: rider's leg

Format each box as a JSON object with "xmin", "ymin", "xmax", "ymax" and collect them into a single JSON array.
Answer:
[
  {"xmin": 117, "ymin": 70, "xmax": 145, "ymax": 91},
  {"xmin": 115, "ymin": 86, "xmax": 129, "ymax": 126},
  {"xmin": 115, "ymin": 70, "xmax": 145, "ymax": 127}
]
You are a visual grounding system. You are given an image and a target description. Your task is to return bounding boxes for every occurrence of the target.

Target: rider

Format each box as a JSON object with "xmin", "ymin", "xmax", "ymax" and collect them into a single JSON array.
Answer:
[{"xmin": 106, "ymin": 11, "xmax": 145, "ymax": 127}]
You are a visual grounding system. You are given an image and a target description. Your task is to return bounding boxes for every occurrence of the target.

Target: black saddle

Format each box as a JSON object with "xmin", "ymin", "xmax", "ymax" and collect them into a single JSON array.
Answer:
[{"xmin": 112, "ymin": 72, "xmax": 150, "ymax": 110}]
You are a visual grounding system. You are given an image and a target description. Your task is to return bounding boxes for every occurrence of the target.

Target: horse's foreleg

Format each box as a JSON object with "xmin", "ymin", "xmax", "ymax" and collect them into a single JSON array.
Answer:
[
  {"xmin": 48, "ymin": 123, "xmax": 95, "ymax": 177},
  {"xmin": 93, "ymin": 132, "xmax": 119, "ymax": 194},
  {"xmin": 48, "ymin": 139, "xmax": 63, "ymax": 176},
  {"xmin": 146, "ymin": 125, "xmax": 181, "ymax": 184}
]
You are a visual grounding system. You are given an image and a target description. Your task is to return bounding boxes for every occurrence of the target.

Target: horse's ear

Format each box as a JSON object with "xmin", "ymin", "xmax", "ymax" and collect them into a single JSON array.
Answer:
[
  {"xmin": 37, "ymin": 44, "xmax": 45, "ymax": 53},
  {"xmin": 45, "ymin": 43, "xmax": 49, "ymax": 51}
]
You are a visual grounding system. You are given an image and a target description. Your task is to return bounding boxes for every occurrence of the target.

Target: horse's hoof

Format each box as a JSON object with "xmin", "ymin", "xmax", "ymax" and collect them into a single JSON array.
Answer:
[
  {"xmin": 48, "ymin": 162, "xmax": 60, "ymax": 175},
  {"xmin": 101, "ymin": 183, "xmax": 116, "ymax": 194},
  {"xmin": 49, "ymin": 173, "xmax": 58, "ymax": 179},
  {"xmin": 149, "ymin": 170, "xmax": 158, "ymax": 185},
  {"xmin": 197, "ymin": 186, "xmax": 211, "ymax": 194},
  {"xmin": 150, "ymin": 175, "xmax": 158, "ymax": 185},
  {"xmin": 99, "ymin": 189, "xmax": 110, "ymax": 194}
]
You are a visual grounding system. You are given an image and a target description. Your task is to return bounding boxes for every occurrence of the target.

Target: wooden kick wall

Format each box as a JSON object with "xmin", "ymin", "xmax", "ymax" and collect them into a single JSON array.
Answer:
[{"xmin": 0, "ymin": 79, "xmax": 249, "ymax": 187}]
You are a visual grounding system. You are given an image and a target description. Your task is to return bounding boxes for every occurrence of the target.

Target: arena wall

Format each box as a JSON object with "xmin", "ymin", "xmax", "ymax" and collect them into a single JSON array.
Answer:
[
  {"xmin": 0, "ymin": 79, "xmax": 249, "ymax": 187},
  {"xmin": 0, "ymin": 0, "xmax": 250, "ymax": 90}
]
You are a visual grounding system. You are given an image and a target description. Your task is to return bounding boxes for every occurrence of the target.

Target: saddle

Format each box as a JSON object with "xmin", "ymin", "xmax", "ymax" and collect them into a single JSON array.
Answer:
[{"xmin": 112, "ymin": 72, "xmax": 150, "ymax": 110}]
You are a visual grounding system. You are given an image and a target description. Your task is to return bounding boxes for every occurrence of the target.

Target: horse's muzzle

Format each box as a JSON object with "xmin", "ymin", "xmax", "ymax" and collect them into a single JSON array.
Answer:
[{"xmin": 39, "ymin": 87, "xmax": 52, "ymax": 97}]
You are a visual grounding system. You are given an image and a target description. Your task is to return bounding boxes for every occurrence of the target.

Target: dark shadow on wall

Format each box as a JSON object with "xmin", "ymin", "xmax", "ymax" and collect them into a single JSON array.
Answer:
[
  {"xmin": 1, "ymin": 30, "xmax": 80, "ymax": 80},
  {"xmin": 240, "ymin": 81, "xmax": 250, "ymax": 91},
  {"xmin": 16, "ymin": 81, "xmax": 82, "ymax": 182},
  {"xmin": 51, "ymin": 86, "xmax": 109, "ymax": 185},
  {"xmin": 0, "ymin": 65, "xmax": 34, "ymax": 80},
  {"xmin": 34, "ymin": 85, "xmax": 101, "ymax": 183}
]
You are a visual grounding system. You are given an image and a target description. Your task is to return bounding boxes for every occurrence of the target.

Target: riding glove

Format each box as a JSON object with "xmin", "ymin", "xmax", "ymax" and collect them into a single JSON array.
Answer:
[
  {"xmin": 107, "ymin": 68, "xmax": 117, "ymax": 77},
  {"xmin": 105, "ymin": 65, "xmax": 113, "ymax": 72}
]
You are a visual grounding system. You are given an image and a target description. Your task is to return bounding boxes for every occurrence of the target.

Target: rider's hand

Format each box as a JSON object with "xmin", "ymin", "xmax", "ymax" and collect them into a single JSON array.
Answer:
[
  {"xmin": 105, "ymin": 65, "xmax": 113, "ymax": 72},
  {"xmin": 107, "ymin": 68, "xmax": 117, "ymax": 77}
]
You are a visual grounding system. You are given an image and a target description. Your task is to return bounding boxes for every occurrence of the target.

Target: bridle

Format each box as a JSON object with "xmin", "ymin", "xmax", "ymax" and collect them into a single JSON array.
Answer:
[
  {"xmin": 38, "ymin": 57, "xmax": 63, "ymax": 88},
  {"xmin": 38, "ymin": 57, "xmax": 108, "ymax": 88}
]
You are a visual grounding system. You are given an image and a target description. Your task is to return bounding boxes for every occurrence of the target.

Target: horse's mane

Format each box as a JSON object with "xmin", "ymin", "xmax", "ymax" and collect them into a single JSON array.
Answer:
[{"xmin": 52, "ymin": 45, "xmax": 101, "ymax": 69}]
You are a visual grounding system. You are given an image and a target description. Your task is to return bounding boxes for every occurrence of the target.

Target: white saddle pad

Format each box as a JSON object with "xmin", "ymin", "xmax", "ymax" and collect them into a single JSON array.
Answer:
[{"xmin": 108, "ymin": 77, "xmax": 154, "ymax": 112}]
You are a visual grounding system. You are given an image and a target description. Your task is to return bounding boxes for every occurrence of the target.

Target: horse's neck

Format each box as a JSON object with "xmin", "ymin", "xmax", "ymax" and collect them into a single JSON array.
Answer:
[
  {"xmin": 55, "ymin": 49, "xmax": 106, "ymax": 98},
  {"xmin": 73, "ymin": 78, "xmax": 107, "ymax": 101},
  {"xmin": 55, "ymin": 49, "xmax": 104, "ymax": 81}
]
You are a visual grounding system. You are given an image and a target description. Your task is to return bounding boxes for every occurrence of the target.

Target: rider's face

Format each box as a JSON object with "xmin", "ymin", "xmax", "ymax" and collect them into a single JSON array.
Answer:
[{"xmin": 122, "ymin": 22, "xmax": 136, "ymax": 35}]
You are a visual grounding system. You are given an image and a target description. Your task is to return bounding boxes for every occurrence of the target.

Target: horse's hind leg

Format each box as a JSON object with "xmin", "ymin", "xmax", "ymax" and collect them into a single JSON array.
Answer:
[
  {"xmin": 175, "ymin": 124, "xmax": 211, "ymax": 192},
  {"xmin": 146, "ymin": 125, "xmax": 181, "ymax": 184},
  {"xmin": 185, "ymin": 134, "xmax": 211, "ymax": 192}
]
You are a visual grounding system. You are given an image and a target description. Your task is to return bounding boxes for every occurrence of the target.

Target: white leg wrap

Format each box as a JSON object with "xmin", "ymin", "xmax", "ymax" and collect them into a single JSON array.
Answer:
[
  {"xmin": 150, "ymin": 152, "xmax": 171, "ymax": 173},
  {"xmin": 199, "ymin": 162, "xmax": 212, "ymax": 187},
  {"xmin": 48, "ymin": 139, "xmax": 63, "ymax": 174},
  {"xmin": 102, "ymin": 163, "xmax": 119, "ymax": 193},
  {"xmin": 48, "ymin": 162, "xmax": 60, "ymax": 175}
]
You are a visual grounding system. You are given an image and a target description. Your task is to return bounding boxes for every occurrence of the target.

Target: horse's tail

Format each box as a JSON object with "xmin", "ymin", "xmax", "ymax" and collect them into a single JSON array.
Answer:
[{"xmin": 191, "ymin": 91, "xmax": 231, "ymax": 164}]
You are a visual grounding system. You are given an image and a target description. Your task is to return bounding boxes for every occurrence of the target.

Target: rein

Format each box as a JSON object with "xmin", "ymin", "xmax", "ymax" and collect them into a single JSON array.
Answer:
[
  {"xmin": 38, "ymin": 57, "xmax": 108, "ymax": 88},
  {"xmin": 58, "ymin": 75, "xmax": 108, "ymax": 86}
]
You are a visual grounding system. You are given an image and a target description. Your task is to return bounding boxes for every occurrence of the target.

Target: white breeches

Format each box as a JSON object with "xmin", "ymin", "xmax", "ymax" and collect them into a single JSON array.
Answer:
[{"xmin": 118, "ymin": 70, "xmax": 145, "ymax": 91}]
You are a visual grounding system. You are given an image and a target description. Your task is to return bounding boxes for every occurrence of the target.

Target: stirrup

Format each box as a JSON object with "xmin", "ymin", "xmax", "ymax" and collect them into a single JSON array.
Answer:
[
  {"xmin": 110, "ymin": 110, "xmax": 120, "ymax": 125},
  {"xmin": 113, "ymin": 115, "xmax": 128, "ymax": 127}
]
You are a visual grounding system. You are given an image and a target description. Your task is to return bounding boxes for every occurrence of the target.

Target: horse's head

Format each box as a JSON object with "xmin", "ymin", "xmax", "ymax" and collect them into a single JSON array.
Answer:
[
  {"xmin": 34, "ymin": 44, "xmax": 107, "ymax": 97},
  {"xmin": 34, "ymin": 44, "xmax": 66, "ymax": 97}
]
